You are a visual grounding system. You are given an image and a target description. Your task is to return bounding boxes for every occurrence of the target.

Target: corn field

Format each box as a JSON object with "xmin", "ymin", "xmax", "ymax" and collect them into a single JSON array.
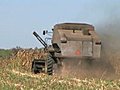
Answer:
[{"xmin": 0, "ymin": 49, "xmax": 120, "ymax": 90}]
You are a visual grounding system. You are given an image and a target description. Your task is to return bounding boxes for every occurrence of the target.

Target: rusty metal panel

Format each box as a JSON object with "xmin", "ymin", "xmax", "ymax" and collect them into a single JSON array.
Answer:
[
  {"xmin": 61, "ymin": 41, "xmax": 82, "ymax": 57},
  {"xmin": 52, "ymin": 23, "xmax": 101, "ymax": 59},
  {"xmin": 54, "ymin": 23, "xmax": 94, "ymax": 31},
  {"xmin": 93, "ymin": 44, "xmax": 101, "ymax": 58},
  {"xmin": 82, "ymin": 41, "xmax": 92, "ymax": 56}
]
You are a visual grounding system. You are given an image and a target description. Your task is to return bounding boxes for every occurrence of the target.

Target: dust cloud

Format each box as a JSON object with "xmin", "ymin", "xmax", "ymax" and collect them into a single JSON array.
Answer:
[
  {"xmin": 54, "ymin": 58, "xmax": 116, "ymax": 80},
  {"xmin": 97, "ymin": 18, "xmax": 120, "ymax": 79}
]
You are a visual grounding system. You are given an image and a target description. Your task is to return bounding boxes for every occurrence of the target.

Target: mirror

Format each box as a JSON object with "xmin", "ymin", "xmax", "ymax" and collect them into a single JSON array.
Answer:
[{"xmin": 43, "ymin": 30, "xmax": 46, "ymax": 35}]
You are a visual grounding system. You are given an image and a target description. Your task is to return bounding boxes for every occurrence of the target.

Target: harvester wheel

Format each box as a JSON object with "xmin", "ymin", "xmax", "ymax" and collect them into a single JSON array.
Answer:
[
  {"xmin": 47, "ymin": 55, "xmax": 54, "ymax": 75},
  {"xmin": 31, "ymin": 60, "xmax": 40, "ymax": 74}
]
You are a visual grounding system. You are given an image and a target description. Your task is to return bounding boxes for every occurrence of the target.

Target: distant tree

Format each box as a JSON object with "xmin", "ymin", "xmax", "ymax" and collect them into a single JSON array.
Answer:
[
  {"xmin": 34, "ymin": 47, "xmax": 38, "ymax": 50},
  {"xmin": 16, "ymin": 46, "xmax": 21, "ymax": 50}
]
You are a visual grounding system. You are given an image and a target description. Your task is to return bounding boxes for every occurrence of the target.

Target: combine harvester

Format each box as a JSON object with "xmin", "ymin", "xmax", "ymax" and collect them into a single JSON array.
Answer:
[{"xmin": 32, "ymin": 23, "xmax": 101, "ymax": 75}]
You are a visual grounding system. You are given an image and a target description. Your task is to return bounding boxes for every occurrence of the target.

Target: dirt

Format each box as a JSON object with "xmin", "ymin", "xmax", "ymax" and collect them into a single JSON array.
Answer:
[{"xmin": 54, "ymin": 57, "xmax": 117, "ymax": 80}]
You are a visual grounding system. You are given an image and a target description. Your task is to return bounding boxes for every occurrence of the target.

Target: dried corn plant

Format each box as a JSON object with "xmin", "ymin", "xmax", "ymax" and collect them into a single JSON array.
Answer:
[{"xmin": 11, "ymin": 48, "xmax": 45, "ymax": 70}]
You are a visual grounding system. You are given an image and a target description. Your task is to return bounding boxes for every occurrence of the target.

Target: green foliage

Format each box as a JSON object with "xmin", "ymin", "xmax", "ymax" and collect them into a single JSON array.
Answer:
[{"xmin": 0, "ymin": 49, "xmax": 12, "ymax": 59}]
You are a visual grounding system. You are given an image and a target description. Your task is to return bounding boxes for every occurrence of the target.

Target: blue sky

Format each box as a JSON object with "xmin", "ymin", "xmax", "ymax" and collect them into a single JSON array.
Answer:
[{"xmin": 0, "ymin": 0, "xmax": 120, "ymax": 48}]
